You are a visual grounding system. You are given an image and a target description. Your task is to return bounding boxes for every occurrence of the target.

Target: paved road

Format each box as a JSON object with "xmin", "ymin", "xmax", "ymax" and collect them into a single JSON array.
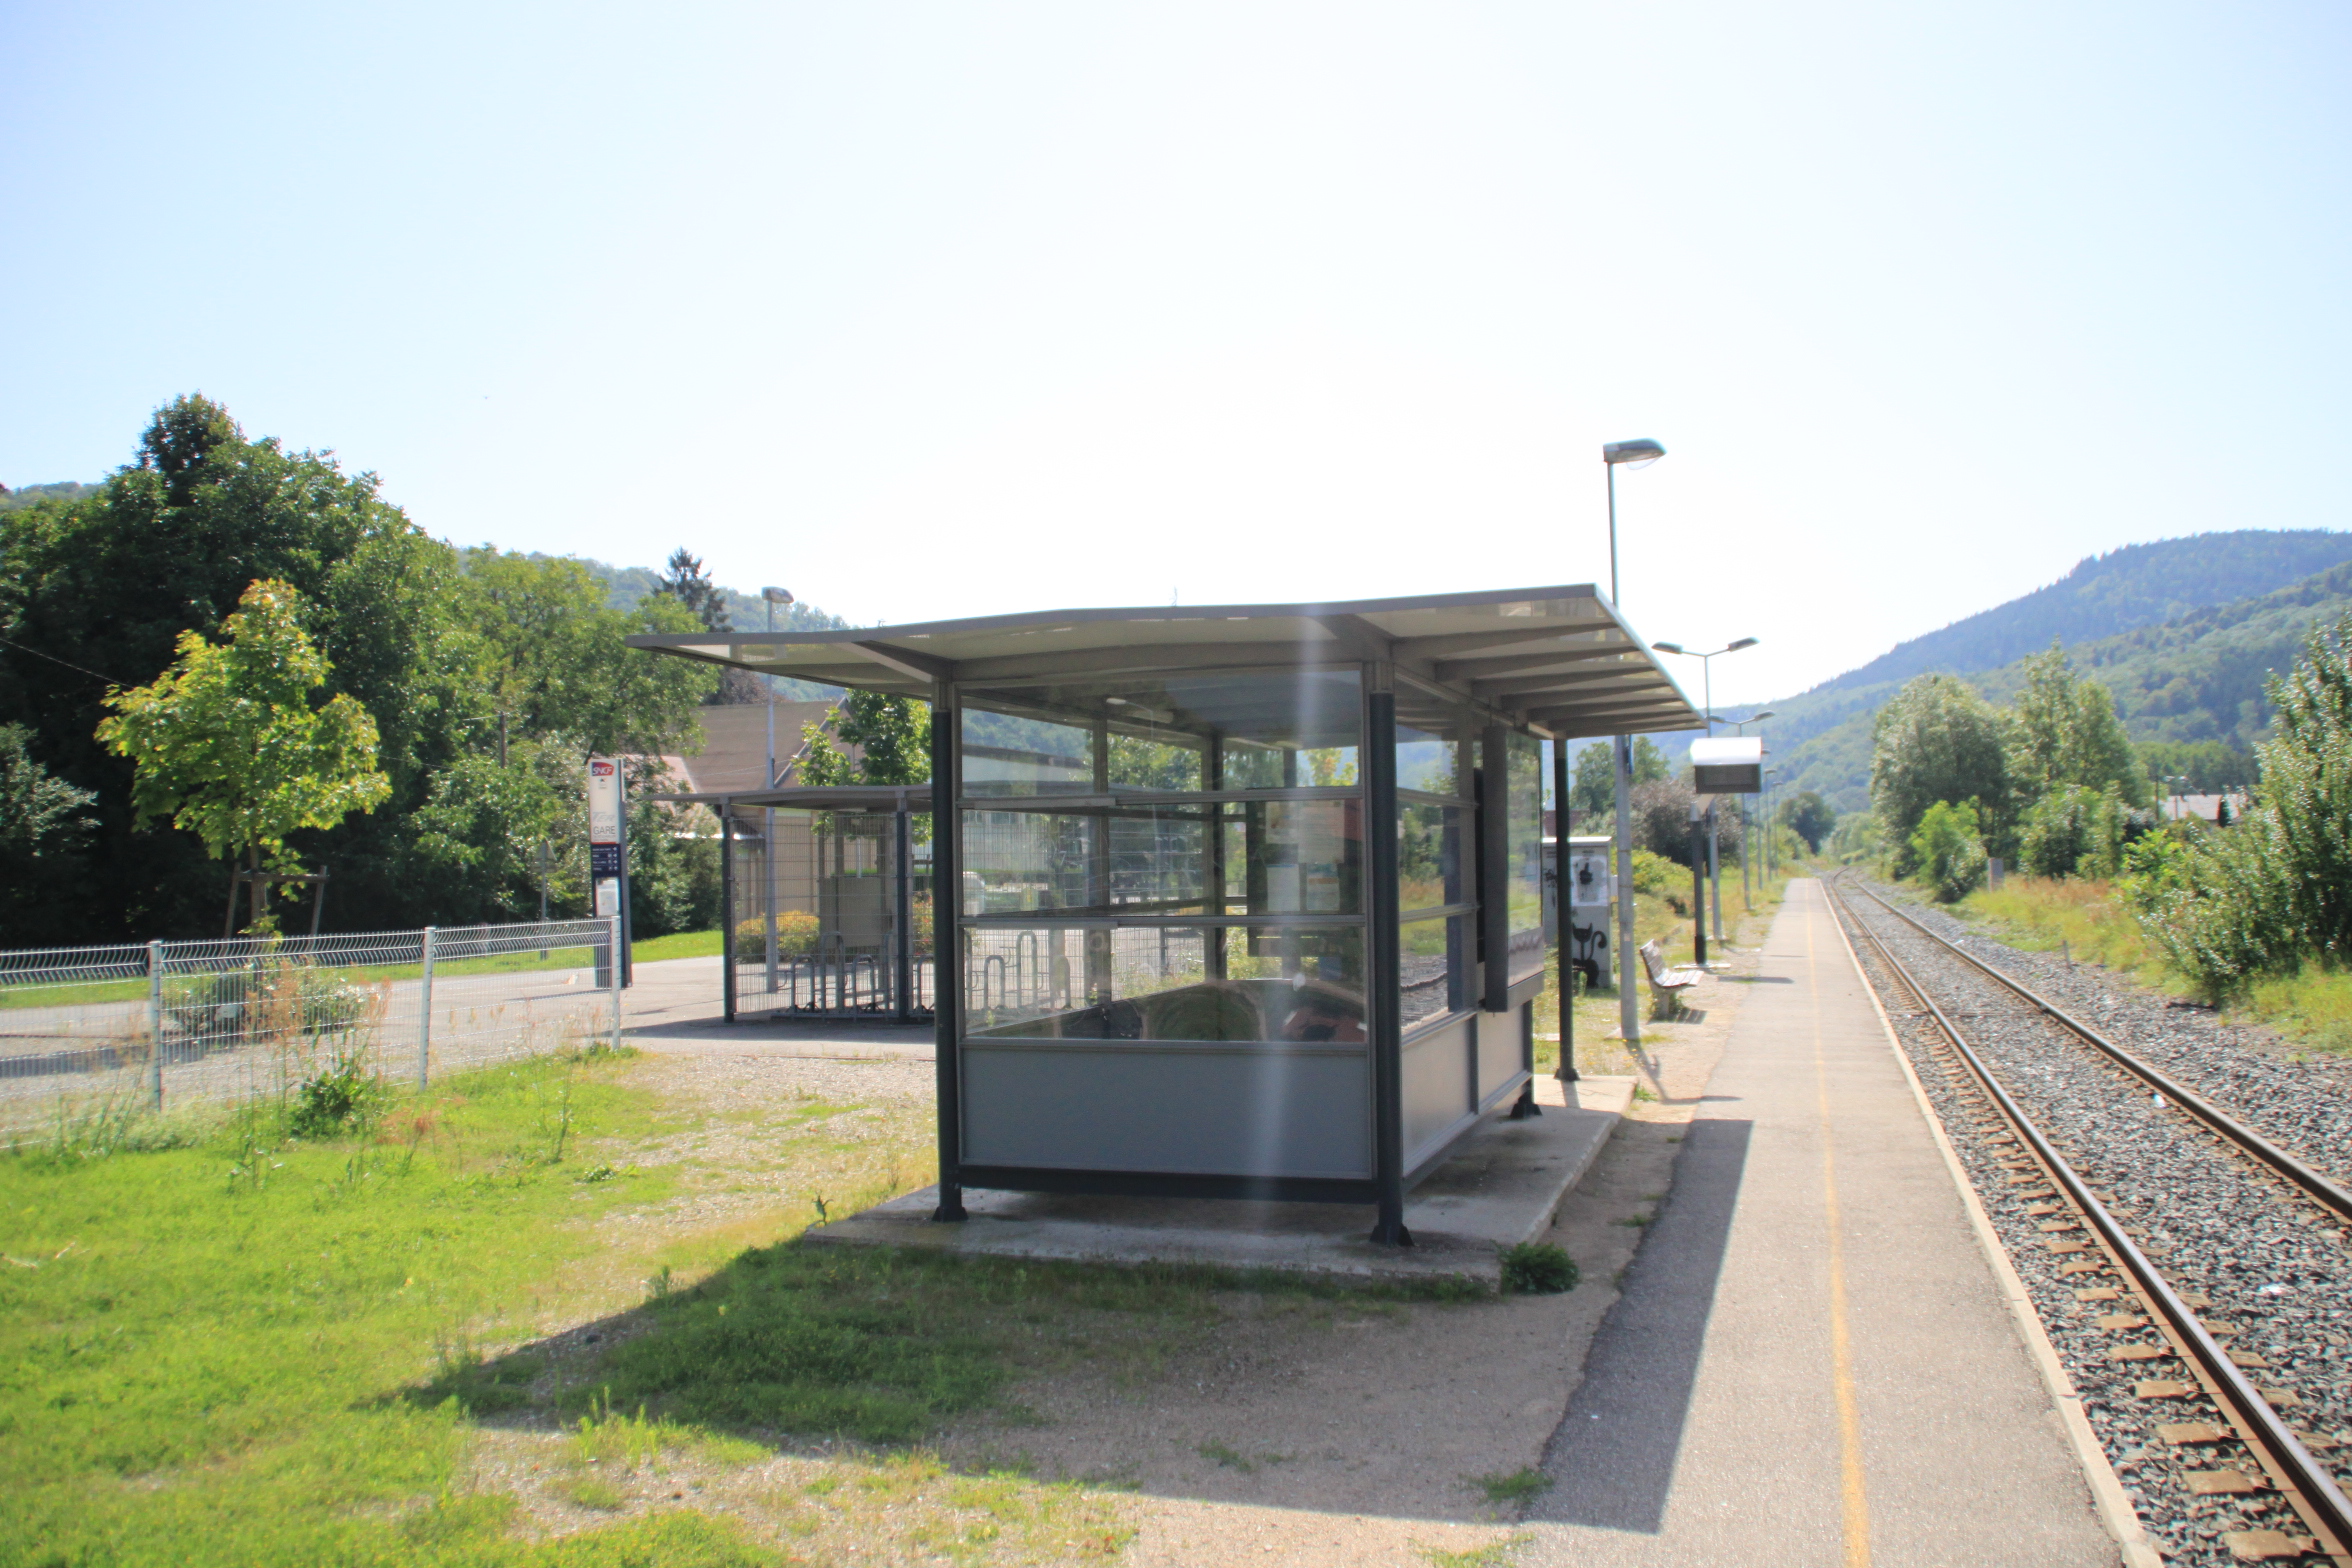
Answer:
[{"xmin": 1525, "ymin": 879, "xmax": 2118, "ymax": 1567}]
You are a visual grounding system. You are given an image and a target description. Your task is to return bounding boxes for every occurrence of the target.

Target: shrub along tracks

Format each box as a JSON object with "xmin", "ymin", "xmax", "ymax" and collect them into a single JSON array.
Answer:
[{"xmin": 1827, "ymin": 875, "xmax": 2352, "ymax": 1567}]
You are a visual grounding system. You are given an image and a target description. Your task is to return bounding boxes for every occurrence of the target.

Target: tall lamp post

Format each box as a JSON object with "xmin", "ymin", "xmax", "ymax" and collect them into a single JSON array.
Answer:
[
  {"xmin": 1764, "ymin": 766, "xmax": 1784, "ymax": 877},
  {"xmin": 761, "ymin": 587, "xmax": 795, "ymax": 786},
  {"xmin": 1602, "ymin": 438, "xmax": 1664, "ymax": 1045},
  {"xmin": 1651, "ymin": 638, "xmax": 1758, "ymax": 948}
]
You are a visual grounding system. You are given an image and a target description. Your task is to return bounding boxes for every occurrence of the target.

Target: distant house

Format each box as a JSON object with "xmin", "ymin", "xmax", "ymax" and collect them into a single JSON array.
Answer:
[
  {"xmin": 2160, "ymin": 792, "xmax": 2249, "ymax": 825},
  {"xmin": 655, "ymin": 701, "xmax": 846, "ymax": 795}
]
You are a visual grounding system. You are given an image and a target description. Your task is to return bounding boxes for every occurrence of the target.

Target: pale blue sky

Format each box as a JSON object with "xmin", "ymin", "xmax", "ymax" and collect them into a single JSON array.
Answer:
[{"xmin": 6, "ymin": 2, "xmax": 2349, "ymax": 708}]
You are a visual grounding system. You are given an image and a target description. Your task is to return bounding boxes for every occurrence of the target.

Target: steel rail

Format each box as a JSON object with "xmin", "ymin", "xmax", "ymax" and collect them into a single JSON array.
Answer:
[
  {"xmin": 1844, "ymin": 878, "xmax": 2352, "ymax": 1226},
  {"xmin": 1827, "ymin": 877, "xmax": 2352, "ymax": 1562}
]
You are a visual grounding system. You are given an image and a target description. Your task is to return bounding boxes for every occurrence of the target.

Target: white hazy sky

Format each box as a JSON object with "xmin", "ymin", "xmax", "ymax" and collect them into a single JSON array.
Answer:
[{"xmin": 6, "ymin": 2, "xmax": 2349, "ymax": 709}]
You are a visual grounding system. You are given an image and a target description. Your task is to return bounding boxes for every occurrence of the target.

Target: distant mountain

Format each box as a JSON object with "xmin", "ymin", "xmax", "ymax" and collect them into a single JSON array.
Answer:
[
  {"xmin": 1763, "ymin": 531, "xmax": 2352, "ymax": 810},
  {"xmin": 565, "ymin": 555, "xmax": 850, "ymax": 702},
  {"xmin": 0, "ymin": 481, "xmax": 100, "ymax": 512}
]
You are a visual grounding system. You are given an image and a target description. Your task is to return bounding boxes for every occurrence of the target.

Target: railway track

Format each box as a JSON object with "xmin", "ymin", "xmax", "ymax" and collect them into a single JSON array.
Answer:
[{"xmin": 1826, "ymin": 875, "xmax": 2352, "ymax": 1567}]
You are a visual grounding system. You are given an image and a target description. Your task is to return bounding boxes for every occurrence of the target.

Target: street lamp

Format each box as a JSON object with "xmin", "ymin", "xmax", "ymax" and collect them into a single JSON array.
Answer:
[
  {"xmin": 1651, "ymin": 639, "xmax": 1759, "ymax": 947},
  {"xmin": 762, "ymin": 587, "xmax": 794, "ymax": 787},
  {"xmin": 1601, "ymin": 439, "xmax": 1665, "ymax": 1047}
]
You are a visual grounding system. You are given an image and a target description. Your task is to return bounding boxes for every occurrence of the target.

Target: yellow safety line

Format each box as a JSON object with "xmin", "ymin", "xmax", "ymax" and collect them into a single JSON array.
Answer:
[{"xmin": 1808, "ymin": 887, "xmax": 1873, "ymax": 1567}]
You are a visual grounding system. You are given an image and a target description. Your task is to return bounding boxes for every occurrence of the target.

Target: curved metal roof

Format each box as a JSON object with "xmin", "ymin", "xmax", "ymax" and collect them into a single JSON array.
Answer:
[{"xmin": 625, "ymin": 583, "xmax": 1699, "ymax": 739}]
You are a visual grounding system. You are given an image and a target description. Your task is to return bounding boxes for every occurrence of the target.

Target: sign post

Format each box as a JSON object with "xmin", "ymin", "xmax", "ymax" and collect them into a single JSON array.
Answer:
[{"xmin": 588, "ymin": 758, "xmax": 632, "ymax": 989}]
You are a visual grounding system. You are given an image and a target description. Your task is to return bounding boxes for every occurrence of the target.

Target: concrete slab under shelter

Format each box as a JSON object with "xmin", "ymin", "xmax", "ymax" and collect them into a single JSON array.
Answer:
[
  {"xmin": 1522, "ymin": 880, "xmax": 2121, "ymax": 1568},
  {"xmin": 803, "ymin": 1074, "xmax": 1635, "ymax": 1286}
]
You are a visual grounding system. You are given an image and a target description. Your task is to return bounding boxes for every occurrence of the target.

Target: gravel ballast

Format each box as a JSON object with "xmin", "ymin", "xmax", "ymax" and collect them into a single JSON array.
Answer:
[{"xmin": 1831, "ymin": 881, "xmax": 2352, "ymax": 1568}]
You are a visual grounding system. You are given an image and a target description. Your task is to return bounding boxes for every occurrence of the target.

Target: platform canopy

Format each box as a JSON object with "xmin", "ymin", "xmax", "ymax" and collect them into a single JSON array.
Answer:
[{"xmin": 625, "ymin": 584, "xmax": 1699, "ymax": 739}]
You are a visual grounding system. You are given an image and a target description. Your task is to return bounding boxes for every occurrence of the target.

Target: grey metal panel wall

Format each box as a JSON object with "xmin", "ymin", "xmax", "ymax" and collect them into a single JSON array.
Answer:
[
  {"xmin": 1400, "ymin": 1016, "xmax": 1472, "ymax": 1167},
  {"xmin": 1477, "ymin": 1003, "xmax": 1523, "ymax": 1105},
  {"xmin": 962, "ymin": 1045, "xmax": 1373, "ymax": 1178}
]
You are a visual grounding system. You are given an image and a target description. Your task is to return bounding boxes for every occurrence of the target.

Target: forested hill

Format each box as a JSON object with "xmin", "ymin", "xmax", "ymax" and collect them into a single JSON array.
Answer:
[
  {"xmin": 1804, "ymin": 530, "xmax": 2352, "ymax": 701},
  {"xmin": 1777, "ymin": 554, "xmax": 2352, "ymax": 809},
  {"xmin": 569, "ymin": 557, "xmax": 850, "ymax": 636}
]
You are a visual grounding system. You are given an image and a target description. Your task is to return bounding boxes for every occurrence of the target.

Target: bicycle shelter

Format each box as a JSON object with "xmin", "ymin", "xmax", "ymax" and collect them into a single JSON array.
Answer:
[{"xmin": 628, "ymin": 586, "xmax": 1697, "ymax": 1242}]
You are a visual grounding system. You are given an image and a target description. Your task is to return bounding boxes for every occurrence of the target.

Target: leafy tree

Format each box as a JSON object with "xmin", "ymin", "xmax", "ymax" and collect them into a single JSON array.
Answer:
[
  {"xmin": 835, "ymin": 692, "xmax": 932, "ymax": 786},
  {"xmin": 2007, "ymin": 641, "xmax": 2149, "ymax": 809},
  {"xmin": 2017, "ymin": 784, "xmax": 2129, "ymax": 879},
  {"xmin": 1828, "ymin": 810, "xmax": 1884, "ymax": 865},
  {"xmin": 1908, "ymin": 800, "xmax": 1987, "ymax": 902},
  {"xmin": 1776, "ymin": 790, "xmax": 1836, "ymax": 852},
  {"xmin": 1869, "ymin": 675, "xmax": 2011, "ymax": 869},
  {"xmin": 1568, "ymin": 736, "xmax": 1668, "ymax": 818},
  {"xmin": 96, "ymin": 580, "xmax": 391, "ymax": 932},
  {"xmin": 0, "ymin": 723, "xmax": 95, "ymax": 860}
]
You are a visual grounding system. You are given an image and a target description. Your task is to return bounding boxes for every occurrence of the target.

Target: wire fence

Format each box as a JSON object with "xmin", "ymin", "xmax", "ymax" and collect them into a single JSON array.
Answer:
[{"xmin": 0, "ymin": 917, "xmax": 622, "ymax": 1137}]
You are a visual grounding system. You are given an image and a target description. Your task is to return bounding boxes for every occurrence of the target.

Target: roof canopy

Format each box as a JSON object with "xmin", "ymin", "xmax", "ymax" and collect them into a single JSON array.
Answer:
[{"xmin": 626, "ymin": 585, "xmax": 1700, "ymax": 740}]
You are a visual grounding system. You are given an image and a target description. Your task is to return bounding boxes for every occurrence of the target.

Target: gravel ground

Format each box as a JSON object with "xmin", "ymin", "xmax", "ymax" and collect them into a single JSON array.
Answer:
[{"xmin": 1830, "ymin": 881, "xmax": 2352, "ymax": 1568}]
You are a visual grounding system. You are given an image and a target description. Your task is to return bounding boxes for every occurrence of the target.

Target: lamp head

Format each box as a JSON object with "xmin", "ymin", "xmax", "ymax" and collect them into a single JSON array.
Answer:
[
  {"xmin": 1727, "ymin": 637, "xmax": 1759, "ymax": 653},
  {"xmin": 1651, "ymin": 640, "xmax": 1685, "ymax": 655},
  {"xmin": 761, "ymin": 586, "xmax": 794, "ymax": 604},
  {"xmin": 1751, "ymin": 709, "xmax": 1776, "ymax": 722},
  {"xmin": 1603, "ymin": 438, "xmax": 1666, "ymax": 468}
]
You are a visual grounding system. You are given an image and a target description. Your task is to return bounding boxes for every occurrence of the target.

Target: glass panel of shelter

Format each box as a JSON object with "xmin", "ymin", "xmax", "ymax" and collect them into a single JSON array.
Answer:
[
  {"xmin": 1392, "ymin": 677, "xmax": 1482, "ymax": 1036},
  {"xmin": 956, "ymin": 667, "xmax": 1370, "ymax": 1045}
]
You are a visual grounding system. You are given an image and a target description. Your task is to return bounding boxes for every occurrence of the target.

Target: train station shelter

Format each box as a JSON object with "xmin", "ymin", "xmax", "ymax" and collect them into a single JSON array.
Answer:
[{"xmin": 628, "ymin": 586, "xmax": 1698, "ymax": 1243}]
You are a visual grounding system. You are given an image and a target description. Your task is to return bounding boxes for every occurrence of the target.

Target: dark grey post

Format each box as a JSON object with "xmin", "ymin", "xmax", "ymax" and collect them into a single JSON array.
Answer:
[
  {"xmin": 720, "ymin": 797, "xmax": 736, "ymax": 1024},
  {"xmin": 1366, "ymin": 678, "xmax": 1410, "ymax": 1246},
  {"xmin": 1553, "ymin": 736, "xmax": 1577, "ymax": 1083},
  {"xmin": 1479, "ymin": 725, "xmax": 1510, "ymax": 1014},
  {"xmin": 1690, "ymin": 813, "xmax": 1709, "ymax": 967},
  {"xmin": 894, "ymin": 803, "xmax": 915, "ymax": 1022},
  {"xmin": 930, "ymin": 683, "xmax": 967, "ymax": 1222}
]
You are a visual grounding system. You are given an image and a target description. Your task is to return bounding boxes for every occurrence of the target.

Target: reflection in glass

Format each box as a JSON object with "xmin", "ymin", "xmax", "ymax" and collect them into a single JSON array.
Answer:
[
  {"xmin": 1507, "ymin": 732, "xmax": 1547, "ymax": 983},
  {"xmin": 963, "ymin": 670, "xmax": 1361, "ymax": 796},
  {"xmin": 960, "ymin": 807, "xmax": 1213, "ymax": 916},
  {"xmin": 1228, "ymin": 799, "xmax": 1361, "ymax": 916},
  {"xmin": 1395, "ymin": 724, "xmax": 1465, "ymax": 797},
  {"xmin": 1399, "ymin": 913, "xmax": 1467, "ymax": 1028},
  {"xmin": 964, "ymin": 925, "xmax": 1365, "ymax": 1041},
  {"xmin": 962, "ymin": 709, "xmax": 1091, "ymax": 796},
  {"xmin": 1397, "ymin": 801, "xmax": 1465, "ymax": 916}
]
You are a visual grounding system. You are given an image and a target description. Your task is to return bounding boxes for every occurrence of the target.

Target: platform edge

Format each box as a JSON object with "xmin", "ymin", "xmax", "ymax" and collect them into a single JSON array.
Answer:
[{"xmin": 1827, "ymin": 893, "xmax": 2162, "ymax": 1568}]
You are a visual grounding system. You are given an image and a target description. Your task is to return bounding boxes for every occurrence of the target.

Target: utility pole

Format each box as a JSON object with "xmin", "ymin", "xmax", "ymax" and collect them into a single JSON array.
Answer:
[{"xmin": 762, "ymin": 587, "xmax": 794, "ymax": 786}]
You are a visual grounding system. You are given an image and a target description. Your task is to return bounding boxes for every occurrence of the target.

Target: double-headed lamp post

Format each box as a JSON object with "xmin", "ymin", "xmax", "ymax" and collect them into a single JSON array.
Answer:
[
  {"xmin": 1651, "ymin": 639, "xmax": 1758, "ymax": 946},
  {"xmin": 1602, "ymin": 438, "xmax": 1665, "ymax": 1046}
]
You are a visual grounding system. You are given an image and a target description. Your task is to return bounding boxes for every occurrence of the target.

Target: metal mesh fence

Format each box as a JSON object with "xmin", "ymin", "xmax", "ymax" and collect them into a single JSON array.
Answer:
[
  {"xmin": 0, "ymin": 918, "xmax": 621, "ymax": 1136},
  {"xmin": 727, "ymin": 806, "xmax": 934, "ymax": 1018}
]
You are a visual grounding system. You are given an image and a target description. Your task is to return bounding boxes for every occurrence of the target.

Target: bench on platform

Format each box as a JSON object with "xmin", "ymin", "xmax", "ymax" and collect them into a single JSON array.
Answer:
[{"xmin": 1639, "ymin": 939, "xmax": 1705, "ymax": 1018}]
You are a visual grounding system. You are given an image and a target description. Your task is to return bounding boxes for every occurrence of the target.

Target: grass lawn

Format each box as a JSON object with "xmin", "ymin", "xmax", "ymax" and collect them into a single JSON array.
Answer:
[{"xmin": 3, "ymin": 1031, "xmax": 1488, "ymax": 1565}]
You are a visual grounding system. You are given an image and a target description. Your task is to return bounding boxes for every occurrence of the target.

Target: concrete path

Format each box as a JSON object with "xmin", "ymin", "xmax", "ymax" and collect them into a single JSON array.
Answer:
[{"xmin": 1525, "ymin": 879, "xmax": 2118, "ymax": 1568}]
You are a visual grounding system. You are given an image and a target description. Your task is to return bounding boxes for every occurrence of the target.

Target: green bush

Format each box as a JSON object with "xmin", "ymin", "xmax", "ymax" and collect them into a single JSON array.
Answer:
[
  {"xmin": 1909, "ymin": 800, "xmax": 1987, "ymax": 903},
  {"xmin": 286, "ymin": 1053, "xmax": 389, "ymax": 1139},
  {"xmin": 1631, "ymin": 849, "xmax": 1688, "ymax": 915},
  {"xmin": 2131, "ymin": 612, "xmax": 2352, "ymax": 1000},
  {"xmin": 1499, "ymin": 1241, "xmax": 1579, "ymax": 1294},
  {"xmin": 2018, "ymin": 784, "xmax": 2129, "ymax": 879}
]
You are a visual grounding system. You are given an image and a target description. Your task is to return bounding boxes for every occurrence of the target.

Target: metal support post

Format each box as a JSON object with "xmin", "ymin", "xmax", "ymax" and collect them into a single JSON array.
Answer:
[
  {"xmin": 929, "ymin": 682, "xmax": 967, "ymax": 1222},
  {"xmin": 1366, "ymin": 680, "xmax": 1411, "ymax": 1247},
  {"xmin": 608, "ymin": 914, "xmax": 623, "ymax": 1052},
  {"xmin": 1708, "ymin": 800, "xmax": 1724, "ymax": 947},
  {"xmin": 146, "ymin": 940, "xmax": 164, "ymax": 1111},
  {"xmin": 1689, "ymin": 812, "xmax": 1709, "ymax": 966},
  {"xmin": 720, "ymin": 800, "xmax": 737, "ymax": 1023},
  {"xmin": 894, "ymin": 805, "xmax": 915, "ymax": 1022},
  {"xmin": 417, "ymin": 926, "xmax": 436, "ymax": 1088},
  {"xmin": 1552, "ymin": 738, "xmax": 1576, "ymax": 1083},
  {"xmin": 1614, "ymin": 734, "xmax": 1640, "ymax": 1045}
]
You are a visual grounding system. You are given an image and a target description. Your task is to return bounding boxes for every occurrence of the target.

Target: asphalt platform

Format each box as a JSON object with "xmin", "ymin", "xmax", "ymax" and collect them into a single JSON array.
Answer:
[{"xmin": 1524, "ymin": 879, "xmax": 2126, "ymax": 1568}]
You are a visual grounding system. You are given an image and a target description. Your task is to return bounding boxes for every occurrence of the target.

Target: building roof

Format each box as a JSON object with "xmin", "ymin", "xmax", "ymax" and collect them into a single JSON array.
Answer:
[
  {"xmin": 656, "ymin": 701, "xmax": 845, "ymax": 794},
  {"xmin": 625, "ymin": 584, "xmax": 1699, "ymax": 740}
]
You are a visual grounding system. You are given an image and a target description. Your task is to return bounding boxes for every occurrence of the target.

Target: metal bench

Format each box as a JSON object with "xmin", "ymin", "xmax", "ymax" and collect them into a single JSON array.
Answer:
[{"xmin": 1639, "ymin": 939, "xmax": 1704, "ymax": 1017}]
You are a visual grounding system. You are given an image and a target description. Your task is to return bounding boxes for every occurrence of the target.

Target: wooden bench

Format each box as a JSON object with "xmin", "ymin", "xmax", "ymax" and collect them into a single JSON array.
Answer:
[{"xmin": 1639, "ymin": 939, "xmax": 1705, "ymax": 1017}]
